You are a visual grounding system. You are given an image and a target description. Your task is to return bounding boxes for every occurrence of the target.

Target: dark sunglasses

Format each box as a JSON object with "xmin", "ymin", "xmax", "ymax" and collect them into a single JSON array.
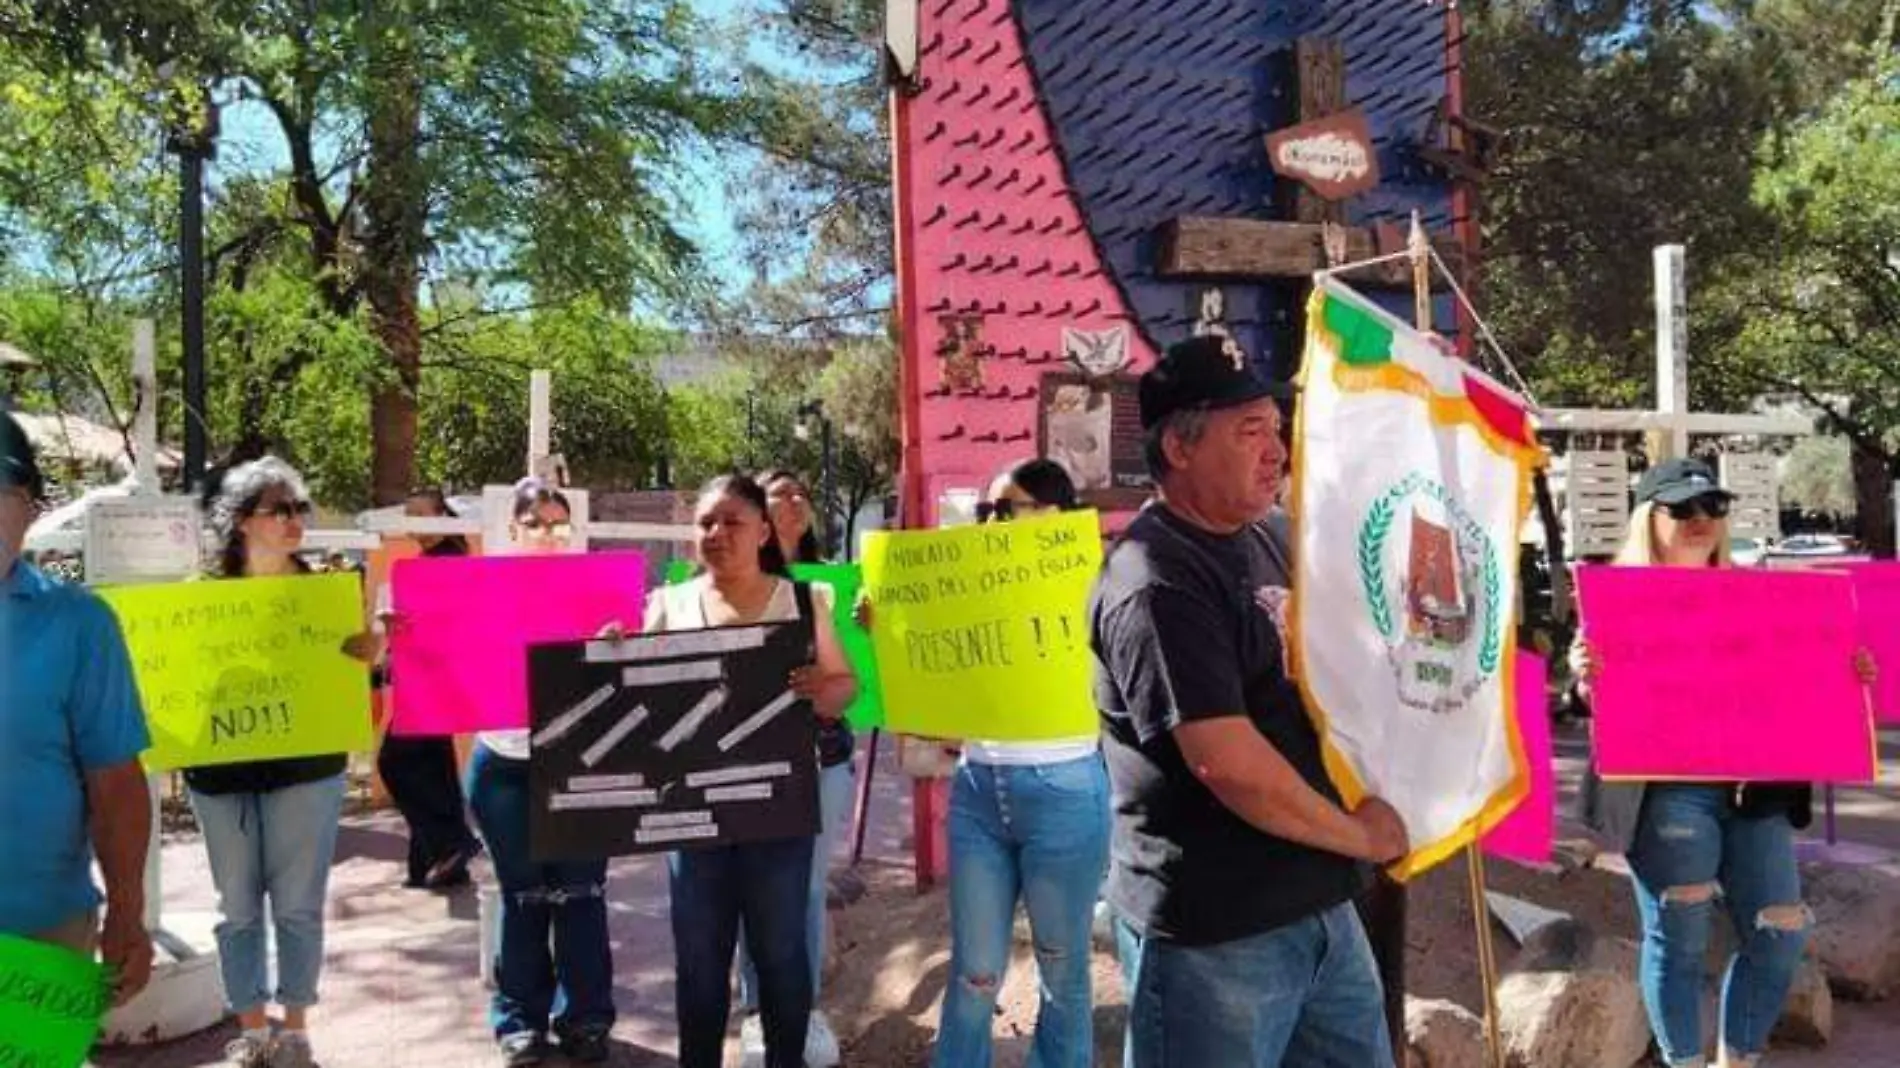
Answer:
[
  {"xmin": 258, "ymin": 500, "xmax": 314, "ymax": 522},
  {"xmin": 975, "ymin": 499, "xmax": 1016, "ymax": 524},
  {"xmin": 1661, "ymin": 496, "xmax": 1730, "ymax": 521}
]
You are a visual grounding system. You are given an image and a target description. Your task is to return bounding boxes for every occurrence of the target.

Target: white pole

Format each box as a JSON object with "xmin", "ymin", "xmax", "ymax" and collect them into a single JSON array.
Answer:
[
  {"xmin": 1654, "ymin": 245, "xmax": 1689, "ymax": 460},
  {"xmin": 131, "ymin": 319, "xmax": 159, "ymax": 495},
  {"xmin": 528, "ymin": 369, "xmax": 552, "ymax": 480}
]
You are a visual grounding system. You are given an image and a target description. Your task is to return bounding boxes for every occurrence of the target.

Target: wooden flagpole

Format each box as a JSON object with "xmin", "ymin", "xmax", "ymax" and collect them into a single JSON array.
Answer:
[{"xmin": 1410, "ymin": 211, "xmax": 1507, "ymax": 1067}]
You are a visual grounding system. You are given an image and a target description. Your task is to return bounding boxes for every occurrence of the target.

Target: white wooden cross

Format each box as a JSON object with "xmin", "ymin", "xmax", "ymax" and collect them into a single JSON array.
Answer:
[{"xmin": 1542, "ymin": 246, "xmax": 1811, "ymax": 553}]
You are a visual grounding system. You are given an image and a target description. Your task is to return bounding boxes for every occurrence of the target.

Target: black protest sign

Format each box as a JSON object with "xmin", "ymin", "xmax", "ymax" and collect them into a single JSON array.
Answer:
[{"xmin": 528, "ymin": 619, "xmax": 820, "ymax": 860}]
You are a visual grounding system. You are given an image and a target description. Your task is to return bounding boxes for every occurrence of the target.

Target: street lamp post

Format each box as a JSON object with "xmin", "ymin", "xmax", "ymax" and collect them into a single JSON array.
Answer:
[
  {"xmin": 166, "ymin": 97, "xmax": 218, "ymax": 493},
  {"xmin": 796, "ymin": 400, "xmax": 838, "ymax": 556}
]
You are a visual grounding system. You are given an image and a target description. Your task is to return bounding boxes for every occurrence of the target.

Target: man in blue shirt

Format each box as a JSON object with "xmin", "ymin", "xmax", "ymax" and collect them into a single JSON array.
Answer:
[{"xmin": 0, "ymin": 411, "xmax": 153, "ymax": 1005}]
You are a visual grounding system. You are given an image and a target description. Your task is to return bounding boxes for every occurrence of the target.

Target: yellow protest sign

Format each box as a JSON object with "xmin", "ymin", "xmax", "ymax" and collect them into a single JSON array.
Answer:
[
  {"xmin": 862, "ymin": 510, "xmax": 1102, "ymax": 740},
  {"xmin": 100, "ymin": 574, "xmax": 374, "ymax": 771}
]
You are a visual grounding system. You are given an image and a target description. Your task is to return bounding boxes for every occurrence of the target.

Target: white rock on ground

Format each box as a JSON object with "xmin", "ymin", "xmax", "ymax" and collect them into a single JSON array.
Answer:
[
  {"xmin": 1801, "ymin": 861, "xmax": 1900, "ymax": 1001},
  {"xmin": 1405, "ymin": 996, "xmax": 1487, "ymax": 1068},
  {"xmin": 1495, "ymin": 919, "xmax": 1651, "ymax": 1068}
]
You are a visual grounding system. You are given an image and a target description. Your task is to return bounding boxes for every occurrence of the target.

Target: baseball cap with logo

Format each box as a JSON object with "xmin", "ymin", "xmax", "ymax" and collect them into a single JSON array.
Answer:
[
  {"xmin": 1634, "ymin": 457, "xmax": 1732, "ymax": 506},
  {"xmin": 0, "ymin": 411, "xmax": 44, "ymax": 501},
  {"xmin": 1137, "ymin": 335, "xmax": 1294, "ymax": 432}
]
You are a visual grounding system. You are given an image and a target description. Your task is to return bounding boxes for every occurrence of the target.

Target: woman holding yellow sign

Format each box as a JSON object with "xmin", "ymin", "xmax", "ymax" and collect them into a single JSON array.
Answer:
[
  {"xmin": 188, "ymin": 457, "xmax": 365, "ymax": 1068},
  {"xmin": 864, "ymin": 459, "xmax": 1111, "ymax": 1068}
]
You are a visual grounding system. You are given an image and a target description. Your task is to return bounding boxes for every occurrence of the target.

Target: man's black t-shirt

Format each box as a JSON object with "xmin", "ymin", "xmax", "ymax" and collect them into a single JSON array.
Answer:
[{"xmin": 1090, "ymin": 502, "xmax": 1366, "ymax": 946}]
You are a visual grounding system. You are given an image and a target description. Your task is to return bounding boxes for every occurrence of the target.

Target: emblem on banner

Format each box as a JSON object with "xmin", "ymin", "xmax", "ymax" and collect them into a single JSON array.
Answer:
[{"xmin": 1358, "ymin": 472, "xmax": 1504, "ymax": 714}]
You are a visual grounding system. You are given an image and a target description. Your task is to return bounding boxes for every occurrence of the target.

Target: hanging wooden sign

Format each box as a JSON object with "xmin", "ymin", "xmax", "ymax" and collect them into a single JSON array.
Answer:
[{"xmin": 1265, "ymin": 108, "xmax": 1379, "ymax": 202}]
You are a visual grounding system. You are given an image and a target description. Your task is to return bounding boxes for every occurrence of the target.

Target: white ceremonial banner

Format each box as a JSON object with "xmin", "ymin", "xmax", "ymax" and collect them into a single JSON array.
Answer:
[{"xmin": 1290, "ymin": 278, "xmax": 1541, "ymax": 879}]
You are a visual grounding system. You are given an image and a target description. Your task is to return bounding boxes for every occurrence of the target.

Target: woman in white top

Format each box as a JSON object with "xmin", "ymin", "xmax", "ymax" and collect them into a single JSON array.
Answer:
[
  {"xmin": 465, "ymin": 480, "xmax": 615, "ymax": 1067},
  {"xmin": 646, "ymin": 474, "xmax": 858, "ymax": 1068},
  {"xmin": 875, "ymin": 460, "xmax": 1111, "ymax": 1068}
]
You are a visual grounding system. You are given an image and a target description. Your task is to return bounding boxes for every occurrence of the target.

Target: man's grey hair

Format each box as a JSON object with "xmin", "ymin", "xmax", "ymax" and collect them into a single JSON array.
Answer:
[{"xmin": 1142, "ymin": 408, "xmax": 1212, "ymax": 482}]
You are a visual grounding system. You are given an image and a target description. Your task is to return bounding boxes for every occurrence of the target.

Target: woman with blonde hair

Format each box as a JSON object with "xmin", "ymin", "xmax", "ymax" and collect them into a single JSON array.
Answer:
[{"xmin": 1573, "ymin": 458, "xmax": 1873, "ymax": 1068}]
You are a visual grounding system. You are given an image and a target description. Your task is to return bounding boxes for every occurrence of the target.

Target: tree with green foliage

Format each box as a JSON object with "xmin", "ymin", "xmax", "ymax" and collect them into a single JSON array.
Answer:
[
  {"xmin": 4, "ymin": 1, "xmax": 782, "ymax": 502},
  {"xmin": 1702, "ymin": 68, "xmax": 1900, "ymax": 555},
  {"xmin": 1463, "ymin": 1, "xmax": 1793, "ymax": 406}
]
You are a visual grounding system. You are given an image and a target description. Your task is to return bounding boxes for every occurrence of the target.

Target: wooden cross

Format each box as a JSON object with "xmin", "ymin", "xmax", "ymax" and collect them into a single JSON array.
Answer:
[
  {"xmin": 1545, "ymin": 246, "xmax": 1810, "ymax": 548},
  {"xmin": 1152, "ymin": 38, "xmax": 1464, "ymax": 292}
]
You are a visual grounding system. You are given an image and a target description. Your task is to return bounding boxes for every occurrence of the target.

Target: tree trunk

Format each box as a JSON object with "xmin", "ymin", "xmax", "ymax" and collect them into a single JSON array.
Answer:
[
  {"xmin": 363, "ymin": 4, "xmax": 425, "ymax": 506},
  {"xmin": 1850, "ymin": 438, "xmax": 1895, "ymax": 559}
]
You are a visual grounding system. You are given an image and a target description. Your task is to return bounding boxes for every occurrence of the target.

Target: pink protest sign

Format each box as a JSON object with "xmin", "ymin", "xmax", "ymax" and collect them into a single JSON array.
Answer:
[
  {"xmin": 388, "ymin": 553, "xmax": 646, "ymax": 735},
  {"xmin": 1484, "ymin": 652, "xmax": 1554, "ymax": 865},
  {"xmin": 1576, "ymin": 565, "xmax": 1875, "ymax": 783},
  {"xmin": 1836, "ymin": 562, "xmax": 1900, "ymax": 725}
]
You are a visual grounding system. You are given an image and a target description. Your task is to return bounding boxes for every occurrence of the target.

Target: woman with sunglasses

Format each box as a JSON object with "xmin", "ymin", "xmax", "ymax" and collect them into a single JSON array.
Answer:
[
  {"xmin": 191, "ymin": 458, "xmax": 365, "ymax": 1068},
  {"xmin": 1573, "ymin": 458, "xmax": 1875, "ymax": 1068},
  {"xmin": 645, "ymin": 474, "xmax": 857, "ymax": 1068},
  {"xmin": 867, "ymin": 459, "xmax": 1110, "ymax": 1068},
  {"xmin": 725, "ymin": 469, "xmax": 852, "ymax": 1067},
  {"xmin": 465, "ymin": 479, "xmax": 615, "ymax": 1067}
]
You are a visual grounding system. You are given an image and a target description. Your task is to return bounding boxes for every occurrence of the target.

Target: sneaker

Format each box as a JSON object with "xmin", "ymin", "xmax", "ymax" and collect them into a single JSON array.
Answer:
[
  {"xmin": 499, "ymin": 1032, "xmax": 550, "ymax": 1068},
  {"xmin": 222, "ymin": 1031, "xmax": 273, "ymax": 1068},
  {"xmin": 556, "ymin": 1027, "xmax": 610, "ymax": 1065},
  {"xmin": 739, "ymin": 1014, "xmax": 767, "ymax": 1068},
  {"xmin": 270, "ymin": 1031, "xmax": 314, "ymax": 1068},
  {"xmin": 804, "ymin": 1011, "xmax": 841, "ymax": 1068}
]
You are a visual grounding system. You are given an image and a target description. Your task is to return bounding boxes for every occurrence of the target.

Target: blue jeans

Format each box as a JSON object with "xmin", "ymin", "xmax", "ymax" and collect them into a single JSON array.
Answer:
[
  {"xmin": 466, "ymin": 745, "xmax": 616, "ymax": 1039},
  {"xmin": 670, "ymin": 836, "xmax": 815, "ymax": 1068},
  {"xmin": 1116, "ymin": 903, "xmax": 1394, "ymax": 1068},
  {"xmin": 1626, "ymin": 784, "xmax": 1810, "ymax": 1065},
  {"xmin": 739, "ymin": 758, "xmax": 856, "ymax": 1010},
  {"xmin": 934, "ymin": 755, "xmax": 1111, "ymax": 1068},
  {"xmin": 190, "ymin": 774, "xmax": 348, "ymax": 1011}
]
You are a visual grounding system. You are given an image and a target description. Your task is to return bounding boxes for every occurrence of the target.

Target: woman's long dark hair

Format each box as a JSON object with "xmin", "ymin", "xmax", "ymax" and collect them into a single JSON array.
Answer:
[
  {"xmin": 1003, "ymin": 458, "xmax": 1080, "ymax": 511},
  {"xmin": 204, "ymin": 456, "xmax": 313, "ymax": 578},
  {"xmin": 700, "ymin": 473, "xmax": 789, "ymax": 577},
  {"xmin": 761, "ymin": 468, "xmax": 824, "ymax": 564},
  {"xmin": 407, "ymin": 486, "xmax": 469, "ymax": 555}
]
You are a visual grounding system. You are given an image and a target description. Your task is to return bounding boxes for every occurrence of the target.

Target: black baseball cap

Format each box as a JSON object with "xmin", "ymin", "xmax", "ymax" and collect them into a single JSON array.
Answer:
[
  {"xmin": 1635, "ymin": 457, "xmax": 1732, "ymax": 506},
  {"xmin": 1138, "ymin": 335, "xmax": 1294, "ymax": 431},
  {"xmin": 0, "ymin": 411, "xmax": 44, "ymax": 501}
]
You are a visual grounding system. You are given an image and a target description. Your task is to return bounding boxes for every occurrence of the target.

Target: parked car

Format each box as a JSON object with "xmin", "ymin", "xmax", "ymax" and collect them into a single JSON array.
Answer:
[
  {"xmin": 1730, "ymin": 537, "xmax": 1767, "ymax": 567},
  {"xmin": 1771, "ymin": 534, "xmax": 1851, "ymax": 558}
]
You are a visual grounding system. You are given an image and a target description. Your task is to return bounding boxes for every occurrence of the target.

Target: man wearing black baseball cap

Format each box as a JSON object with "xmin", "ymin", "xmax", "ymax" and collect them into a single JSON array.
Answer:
[
  {"xmin": 1089, "ymin": 338, "xmax": 1406, "ymax": 1066},
  {"xmin": 0, "ymin": 411, "xmax": 154, "ymax": 1007}
]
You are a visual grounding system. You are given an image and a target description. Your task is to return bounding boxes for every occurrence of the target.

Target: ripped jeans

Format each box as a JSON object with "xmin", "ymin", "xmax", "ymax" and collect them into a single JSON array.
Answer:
[
  {"xmin": 1627, "ymin": 785, "xmax": 1810, "ymax": 1065},
  {"xmin": 467, "ymin": 745, "xmax": 616, "ymax": 1039},
  {"xmin": 933, "ymin": 755, "xmax": 1110, "ymax": 1068}
]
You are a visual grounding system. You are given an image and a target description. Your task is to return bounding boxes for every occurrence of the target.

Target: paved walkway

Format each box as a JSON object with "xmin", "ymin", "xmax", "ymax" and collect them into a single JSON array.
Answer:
[
  {"xmin": 96, "ymin": 738, "xmax": 921, "ymax": 1068},
  {"xmin": 94, "ymin": 731, "xmax": 1900, "ymax": 1067}
]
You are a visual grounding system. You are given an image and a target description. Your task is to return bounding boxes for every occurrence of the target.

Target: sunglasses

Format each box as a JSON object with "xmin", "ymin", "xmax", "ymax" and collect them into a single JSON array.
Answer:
[
  {"xmin": 975, "ymin": 499, "xmax": 1017, "ymax": 524},
  {"xmin": 1661, "ymin": 496, "xmax": 1730, "ymax": 521},
  {"xmin": 258, "ymin": 500, "xmax": 314, "ymax": 522}
]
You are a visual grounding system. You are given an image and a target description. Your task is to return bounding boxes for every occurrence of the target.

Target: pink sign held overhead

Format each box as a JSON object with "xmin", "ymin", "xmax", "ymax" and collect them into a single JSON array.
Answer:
[
  {"xmin": 1576, "ymin": 566, "xmax": 1876, "ymax": 783},
  {"xmin": 388, "ymin": 553, "xmax": 646, "ymax": 735},
  {"xmin": 1484, "ymin": 652, "xmax": 1554, "ymax": 865},
  {"xmin": 1835, "ymin": 562, "xmax": 1900, "ymax": 726}
]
